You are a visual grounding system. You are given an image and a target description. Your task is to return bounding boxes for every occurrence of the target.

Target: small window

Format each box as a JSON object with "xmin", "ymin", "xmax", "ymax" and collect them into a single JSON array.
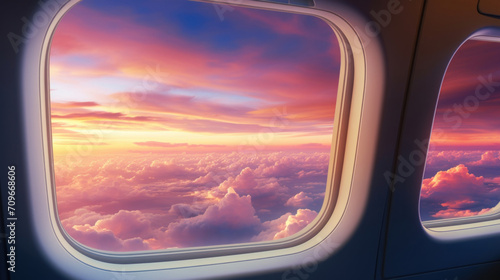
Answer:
[
  {"xmin": 420, "ymin": 39, "xmax": 500, "ymax": 223},
  {"xmin": 50, "ymin": 0, "xmax": 341, "ymax": 252}
]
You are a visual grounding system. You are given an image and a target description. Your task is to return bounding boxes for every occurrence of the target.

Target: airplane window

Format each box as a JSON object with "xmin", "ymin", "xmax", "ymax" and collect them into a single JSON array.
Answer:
[
  {"xmin": 420, "ymin": 39, "xmax": 500, "ymax": 222},
  {"xmin": 49, "ymin": 0, "xmax": 341, "ymax": 252}
]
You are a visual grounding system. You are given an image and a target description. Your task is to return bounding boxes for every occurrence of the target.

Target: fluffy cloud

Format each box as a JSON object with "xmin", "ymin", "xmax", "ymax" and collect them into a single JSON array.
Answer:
[
  {"xmin": 90, "ymin": 210, "xmax": 155, "ymax": 240},
  {"xmin": 168, "ymin": 203, "xmax": 206, "ymax": 219},
  {"xmin": 253, "ymin": 209, "xmax": 318, "ymax": 241},
  {"xmin": 216, "ymin": 165, "xmax": 295, "ymax": 213},
  {"xmin": 421, "ymin": 164, "xmax": 484, "ymax": 199},
  {"xmin": 62, "ymin": 209, "xmax": 156, "ymax": 251},
  {"xmin": 66, "ymin": 225, "xmax": 151, "ymax": 252},
  {"xmin": 257, "ymin": 156, "xmax": 298, "ymax": 178},
  {"xmin": 163, "ymin": 188, "xmax": 262, "ymax": 247},
  {"xmin": 469, "ymin": 151, "xmax": 500, "ymax": 166},
  {"xmin": 421, "ymin": 164, "xmax": 500, "ymax": 219},
  {"xmin": 285, "ymin": 192, "xmax": 313, "ymax": 208}
]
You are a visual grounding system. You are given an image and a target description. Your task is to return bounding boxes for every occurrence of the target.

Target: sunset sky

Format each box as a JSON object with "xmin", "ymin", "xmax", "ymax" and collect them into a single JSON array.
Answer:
[
  {"xmin": 50, "ymin": 0, "xmax": 340, "ymax": 251},
  {"xmin": 50, "ymin": 0, "xmax": 340, "ymax": 154},
  {"xmin": 420, "ymin": 40, "xmax": 500, "ymax": 220},
  {"xmin": 49, "ymin": 1, "xmax": 500, "ymax": 250}
]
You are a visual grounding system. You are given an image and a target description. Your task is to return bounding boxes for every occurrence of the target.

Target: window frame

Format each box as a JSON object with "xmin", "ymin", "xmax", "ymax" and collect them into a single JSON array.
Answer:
[
  {"xmin": 420, "ymin": 35, "xmax": 500, "ymax": 231},
  {"xmin": 22, "ymin": 0, "xmax": 382, "ymax": 278},
  {"xmin": 44, "ymin": 0, "xmax": 349, "ymax": 263}
]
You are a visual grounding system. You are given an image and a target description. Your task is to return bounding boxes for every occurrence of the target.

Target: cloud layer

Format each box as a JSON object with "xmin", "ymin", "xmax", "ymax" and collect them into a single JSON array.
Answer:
[{"xmin": 56, "ymin": 151, "xmax": 329, "ymax": 251}]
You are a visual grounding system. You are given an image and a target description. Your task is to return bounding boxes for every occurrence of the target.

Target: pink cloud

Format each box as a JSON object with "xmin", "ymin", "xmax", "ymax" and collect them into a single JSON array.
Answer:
[
  {"xmin": 218, "ymin": 167, "xmax": 256, "ymax": 193},
  {"xmin": 469, "ymin": 151, "xmax": 500, "ymax": 166},
  {"xmin": 90, "ymin": 210, "xmax": 155, "ymax": 240},
  {"xmin": 216, "ymin": 167, "xmax": 290, "ymax": 211},
  {"xmin": 421, "ymin": 164, "xmax": 484, "ymax": 199},
  {"xmin": 440, "ymin": 199, "xmax": 476, "ymax": 209},
  {"xmin": 432, "ymin": 208, "xmax": 492, "ymax": 218},
  {"xmin": 66, "ymin": 225, "xmax": 151, "ymax": 252},
  {"xmin": 274, "ymin": 209, "xmax": 317, "ymax": 240},
  {"xmin": 486, "ymin": 177, "xmax": 500, "ymax": 185},
  {"xmin": 253, "ymin": 209, "xmax": 318, "ymax": 241},
  {"xmin": 62, "ymin": 209, "xmax": 155, "ymax": 252},
  {"xmin": 421, "ymin": 164, "xmax": 500, "ymax": 219},
  {"xmin": 257, "ymin": 156, "xmax": 298, "ymax": 178},
  {"xmin": 129, "ymin": 160, "xmax": 203, "ymax": 184},
  {"xmin": 285, "ymin": 192, "xmax": 313, "ymax": 208},
  {"xmin": 168, "ymin": 203, "xmax": 206, "ymax": 219},
  {"xmin": 61, "ymin": 208, "xmax": 106, "ymax": 228},
  {"xmin": 163, "ymin": 188, "xmax": 262, "ymax": 247}
]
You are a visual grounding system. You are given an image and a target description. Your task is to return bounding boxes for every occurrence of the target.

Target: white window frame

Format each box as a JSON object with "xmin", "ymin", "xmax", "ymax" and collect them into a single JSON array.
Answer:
[{"xmin": 21, "ymin": 0, "xmax": 385, "ymax": 278}]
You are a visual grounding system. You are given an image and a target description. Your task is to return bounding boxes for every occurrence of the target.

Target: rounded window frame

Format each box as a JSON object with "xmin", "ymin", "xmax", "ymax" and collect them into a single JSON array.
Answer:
[
  {"xmin": 21, "ymin": 0, "xmax": 381, "ymax": 277},
  {"xmin": 420, "ymin": 32, "xmax": 500, "ymax": 234}
]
